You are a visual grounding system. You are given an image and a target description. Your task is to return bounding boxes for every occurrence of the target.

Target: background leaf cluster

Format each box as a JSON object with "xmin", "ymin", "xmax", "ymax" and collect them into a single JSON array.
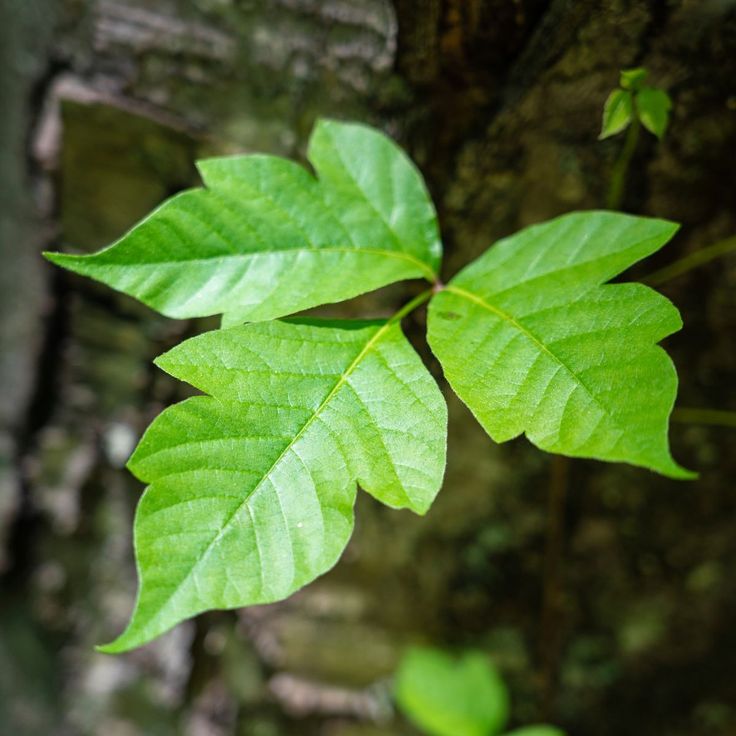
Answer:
[{"xmin": 600, "ymin": 68, "xmax": 672, "ymax": 140}]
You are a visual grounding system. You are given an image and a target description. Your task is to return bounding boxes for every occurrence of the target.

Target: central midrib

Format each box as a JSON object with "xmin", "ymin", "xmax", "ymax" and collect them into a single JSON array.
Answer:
[
  {"xmin": 446, "ymin": 285, "xmax": 618, "ymax": 429},
  {"xmin": 101, "ymin": 246, "xmax": 438, "ymax": 283}
]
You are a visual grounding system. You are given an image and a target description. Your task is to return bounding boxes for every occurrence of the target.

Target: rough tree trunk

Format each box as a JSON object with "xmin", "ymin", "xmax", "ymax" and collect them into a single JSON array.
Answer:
[{"xmin": 1, "ymin": 1, "xmax": 735, "ymax": 735}]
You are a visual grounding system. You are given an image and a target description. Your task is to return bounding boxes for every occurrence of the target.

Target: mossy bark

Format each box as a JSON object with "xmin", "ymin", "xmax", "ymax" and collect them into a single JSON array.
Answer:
[{"xmin": 1, "ymin": 2, "xmax": 735, "ymax": 735}]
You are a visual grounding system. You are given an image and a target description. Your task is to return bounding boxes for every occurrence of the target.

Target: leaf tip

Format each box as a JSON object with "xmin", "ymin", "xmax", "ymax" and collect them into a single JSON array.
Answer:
[
  {"xmin": 94, "ymin": 633, "xmax": 133, "ymax": 655},
  {"xmin": 152, "ymin": 342, "xmax": 186, "ymax": 373},
  {"xmin": 658, "ymin": 218, "xmax": 681, "ymax": 241},
  {"xmin": 151, "ymin": 349, "xmax": 182, "ymax": 381},
  {"xmin": 43, "ymin": 250, "xmax": 77, "ymax": 267},
  {"xmin": 43, "ymin": 250, "xmax": 98, "ymax": 278},
  {"xmin": 666, "ymin": 464, "xmax": 699, "ymax": 481},
  {"xmin": 650, "ymin": 450, "xmax": 698, "ymax": 481},
  {"xmin": 151, "ymin": 353, "xmax": 167, "ymax": 371},
  {"xmin": 95, "ymin": 611, "xmax": 158, "ymax": 654},
  {"xmin": 94, "ymin": 642, "xmax": 120, "ymax": 655}
]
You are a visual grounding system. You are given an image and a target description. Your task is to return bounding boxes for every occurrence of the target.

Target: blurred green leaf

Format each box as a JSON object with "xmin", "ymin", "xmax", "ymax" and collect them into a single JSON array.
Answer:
[
  {"xmin": 619, "ymin": 67, "xmax": 647, "ymax": 90},
  {"xmin": 395, "ymin": 647, "xmax": 510, "ymax": 736},
  {"xmin": 504, "ymin": 727, "xmax": 567, "ymax": 736},
  {"xmin": 599, "ymin": 89, "xmax": 633, "ymax": 139},
  {"xmin": 636, "ymin": 87, "xmax": 672, "ymax": 139}
]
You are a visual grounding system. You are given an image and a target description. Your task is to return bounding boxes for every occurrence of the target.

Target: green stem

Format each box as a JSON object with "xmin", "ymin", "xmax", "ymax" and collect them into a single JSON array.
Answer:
[
  {"xmin": 606, "ymin": 115, "xmax": 640, "ymax": 210},
  {"xmin": 539, "ymin": 454, "xmax": 569, "ymax": 720},
  {"xmin": 389, "ymin": 288, "xmax": 434, "ymax": 325},
  {"xmin": 672, "ymin": 408, "xmax": 736, "ymax": 428},
  {"xmin": 643, "ymin": 235, "xmax": 736, "ymax": 286}
]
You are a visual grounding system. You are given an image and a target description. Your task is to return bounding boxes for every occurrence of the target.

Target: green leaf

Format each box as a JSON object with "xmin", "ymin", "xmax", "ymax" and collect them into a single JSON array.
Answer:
[
  {"xmin": 619, "ymin": 67, "xmax": 647, "ymax": 90},
  {"xmin": 44, "ymin": 119, "xmax": 441, "ymax": 321},
  {"xmin": 503, "ymin": 728, "xmax": 567, "ymax": 736},
  {"xmin": 395, "ymin": 647, "xmax": 510, "ymax": 736},
  {"xmin": 427, "ymin": 211, "xmax": 694, "ymax": 479},
  {"xmin": 599, "ymin": 89, "xmax": 633, "ymax": 139},
  {"xmin": 636, "ymin": 87, "xmax": 672, "ymax": 139},
  {"xmin": 99, "ymin": 318, "xmax": 447, "ymax": 652}
]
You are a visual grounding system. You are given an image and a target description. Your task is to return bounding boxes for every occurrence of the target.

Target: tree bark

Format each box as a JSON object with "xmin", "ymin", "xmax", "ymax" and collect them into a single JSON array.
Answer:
[{"xmin": 1, "ymin": 1, "xmax": 735, "ymax": 734}]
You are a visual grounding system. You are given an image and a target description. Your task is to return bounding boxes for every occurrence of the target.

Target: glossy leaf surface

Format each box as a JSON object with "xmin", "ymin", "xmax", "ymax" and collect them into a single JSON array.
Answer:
[
  {"xmin": 101, "ymin": 318, "xmax": 447, "ymax": 652},
  {"xmin": 45, "ymin": 119, "xmax": 441, "ymax": 321},
  {"xmin": 427, "ymin": 211, "xmax": 693, "ymax": 479}
]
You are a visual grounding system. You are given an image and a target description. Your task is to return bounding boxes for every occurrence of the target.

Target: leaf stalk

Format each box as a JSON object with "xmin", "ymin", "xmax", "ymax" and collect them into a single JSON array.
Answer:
[
  {"xmin": 606, "ymin": 113, "xmax": 640, "ymax": 210},
  {"xmin": 644, "ymin": 235, "xmax": 736, "ymax": 286},
  {"xmin": 389, "ymin": 288, "xmax": 435, "ymax": 325}
]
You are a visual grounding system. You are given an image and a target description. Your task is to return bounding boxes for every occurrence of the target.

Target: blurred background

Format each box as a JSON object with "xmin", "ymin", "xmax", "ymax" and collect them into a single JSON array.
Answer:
[{"xmin": 1, "ymin": 1, "xmax": 735, "ymax": 734}]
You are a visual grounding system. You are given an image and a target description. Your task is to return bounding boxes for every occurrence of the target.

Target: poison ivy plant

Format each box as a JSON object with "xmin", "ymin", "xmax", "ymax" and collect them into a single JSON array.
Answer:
[
  {"xmin": 394, "ymin": 646, "xmax": 566, "ymax": 736},
  {"xmin": 45, "ymin": 118, "xmax": 693, "ymax": 652},
  {"xmin": 600, "ymin": 67, "xmax": 672, "ymax": 140}
]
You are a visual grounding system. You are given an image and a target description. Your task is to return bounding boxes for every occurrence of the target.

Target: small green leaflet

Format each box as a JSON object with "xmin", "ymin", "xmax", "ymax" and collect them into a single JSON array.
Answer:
[
  {"xmin": 395, "ymin": 647, "xmax": 510, "ymax": 736},
  {"xmin": 599, "ymin": 89, "xmax": 633, "ymax": 139},
  {"xmin": 427, "ymin": 211, "xmax": 694, "ymax": 479},
  {"xmin": 636, "ymin": 87, "xmax": 672, "ymax": 139},
  {"xmin": 44, "ymin": 119, "xmax": 441, "ymax": 321},
  {"xmin": 100, "ymin": 318, "xmax": 447, "ymax": 652},
  {"xmin": 619, "ymin": 67, "xmax": 647, "ymax": 91},
  {"xmin": 599, "ymin": 68, "xmax": 672, "ymax": 141}
]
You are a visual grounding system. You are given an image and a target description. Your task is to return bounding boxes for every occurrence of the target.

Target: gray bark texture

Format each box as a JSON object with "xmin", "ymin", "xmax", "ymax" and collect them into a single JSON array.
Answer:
[{"xmin": 1, "ymin": 1, "xmax": 735, "ymax": 734}]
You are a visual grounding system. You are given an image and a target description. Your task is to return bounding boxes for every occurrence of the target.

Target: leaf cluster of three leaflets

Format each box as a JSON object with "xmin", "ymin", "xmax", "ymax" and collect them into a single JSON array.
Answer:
[{"xmin": 46, "ymin": 120, "xmax": 690, "ymax": 652}]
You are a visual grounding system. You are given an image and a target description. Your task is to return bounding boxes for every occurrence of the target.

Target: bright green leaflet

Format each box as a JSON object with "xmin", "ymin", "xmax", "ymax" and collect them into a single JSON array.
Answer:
[
  {"xmin": 100, "ymin": 318, "xmax": 447, "ymax": 652},
  {"xmin": 427, "ymin": 211, "xmax": 694, "ymax": 479},
  {"xmin": 636, "ymin": 87, "xmax": 672, "ymax": 139},
  {"xmin": 44, "ymin": 119, "xmax": 441, "ymax": 321},
  {"xmin": 505, "ymin": 728, "xmax": 566, "ymax": 736},
  {"xmin": 395, "ymin": 647, "xmax": 510, "ymax": 736},
  {"xmin": 599, "ymin": 89, "xmax": 633, "ymax": 139}
]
